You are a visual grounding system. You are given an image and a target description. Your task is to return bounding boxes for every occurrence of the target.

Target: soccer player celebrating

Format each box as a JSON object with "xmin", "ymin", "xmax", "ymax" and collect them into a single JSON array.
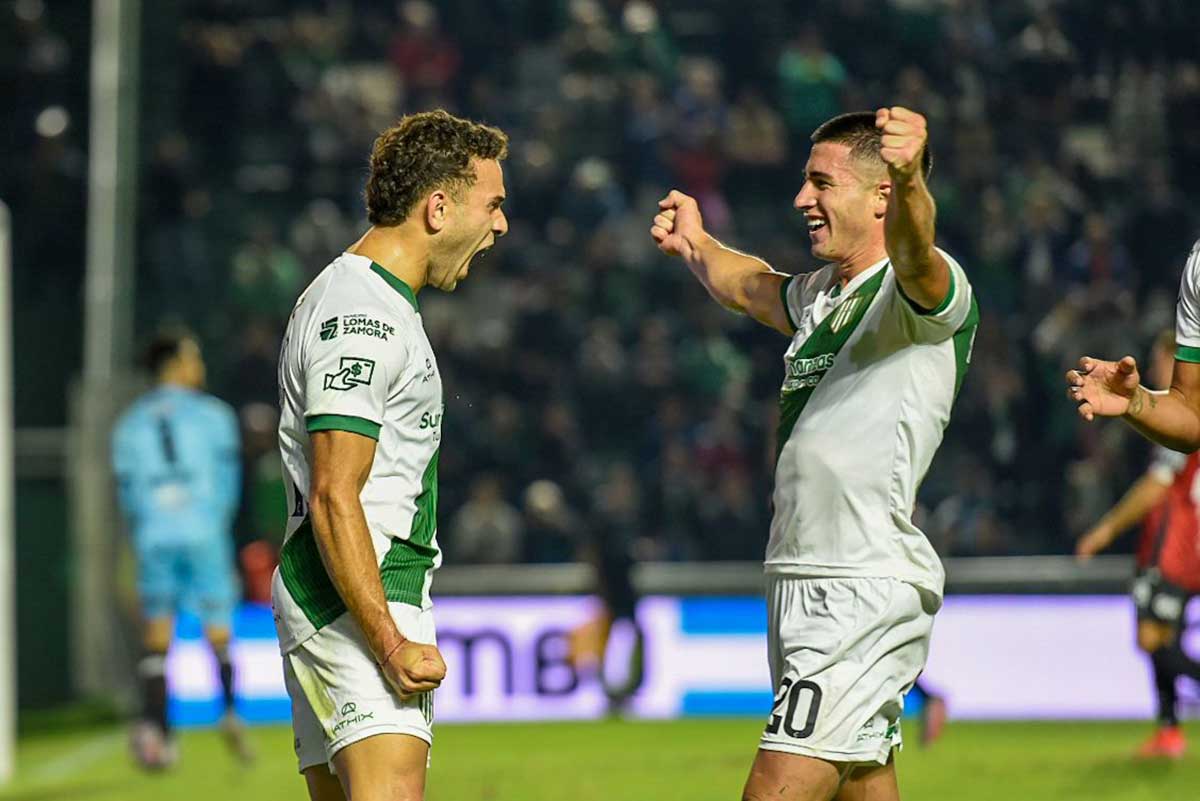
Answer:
[
  {"xmin": 652, "ymin": 107, "xmax": 977, "ymax": 801},
  {"xmin": 112, "ymin": 330, "xmax": 251, "ymax": 769},
  {"xmin": 1077, "ymin": 330, "xmax": 1200, "ymax": 759},
  {"xmin": 273, "ymin": 111, "xmax": 508, "ymax": 801}
]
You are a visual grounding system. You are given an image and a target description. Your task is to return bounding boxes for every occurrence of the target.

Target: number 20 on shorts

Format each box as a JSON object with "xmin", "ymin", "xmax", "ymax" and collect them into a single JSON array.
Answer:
[{"xmin": 766, "ymin": 677, "xmax": 822, "ymax": 739}]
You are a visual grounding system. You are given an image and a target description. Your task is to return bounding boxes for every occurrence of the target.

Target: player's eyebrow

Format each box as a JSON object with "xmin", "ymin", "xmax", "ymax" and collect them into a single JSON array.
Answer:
[
  {"xmin": 806, "ymin": 170, "xmax": 836, "ymax": 183},
  {"xmin": 489, "ymin": 194, "xmax": 506, "ymax": 209}
]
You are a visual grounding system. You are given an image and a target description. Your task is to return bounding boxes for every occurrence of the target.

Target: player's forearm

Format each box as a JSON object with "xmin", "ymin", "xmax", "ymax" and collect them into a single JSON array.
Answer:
[
  {"xmin": 1124, "ymin": 386, "xmax": 1200, "ymax": 453},
  {"xmin": 884, "ymin": 173, "xmax": 936, "ymax": 274},
  {"xmin": 684, "ymin": 234, "xmax": 774, "ymax": 314},
  {"xmin": 308, "ymin": 490, "xmax": 404, "ymax": 659},
  {"xmin": 1092, "ymin": 473, "xmax": 1170, "ymax": 542},
  {"xmin": 884, "ymin": 174, "xmax": 951, "ymax": 310}
]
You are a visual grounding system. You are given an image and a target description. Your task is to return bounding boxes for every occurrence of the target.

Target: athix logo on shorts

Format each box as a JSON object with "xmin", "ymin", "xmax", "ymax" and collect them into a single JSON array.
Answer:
[
  {"xmin": 324, "ymin": 357, "xmax": 375, "ymax": 391},
  {"xmin": 331, "ymin": 701, "xmax": 375, "ymax": 736}
]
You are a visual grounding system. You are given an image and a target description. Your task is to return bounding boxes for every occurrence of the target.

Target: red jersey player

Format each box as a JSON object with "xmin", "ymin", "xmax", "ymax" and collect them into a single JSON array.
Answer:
[{"xmin": 1078, "ymin": 330, "xmax": 1200, "ymax": 758}]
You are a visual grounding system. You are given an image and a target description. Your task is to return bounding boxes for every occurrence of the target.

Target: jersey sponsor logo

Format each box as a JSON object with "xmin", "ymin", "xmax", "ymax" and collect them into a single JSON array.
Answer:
[
  {"xmin": 319, "ymin": 317, "xmax": 339, "ymax": 341},
  {"xmin": 323, "ymin": 357, "xmax": 376, "ymax": 390},
  {"xmin": 342, "ymin": 313, "xmax": 396, "ymax": 341},
  {"xmin": 419, "ymin": 411, "xmax": 443, "ymax": 429},
  {"xmin": 782, "ymin": 352, "xmax": 835, "ymax": 391}
]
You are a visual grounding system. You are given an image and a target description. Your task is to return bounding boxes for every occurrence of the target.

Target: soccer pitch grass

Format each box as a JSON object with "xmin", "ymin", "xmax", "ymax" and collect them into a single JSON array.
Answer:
[{"xmin": 2, "ymin": 719, "xmax": 1198, "ymax": 801}]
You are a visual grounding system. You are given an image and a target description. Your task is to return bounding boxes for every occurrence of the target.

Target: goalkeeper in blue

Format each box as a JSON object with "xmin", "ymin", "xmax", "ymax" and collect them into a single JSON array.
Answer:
[{"xmin": 112, "ymin": 329, "xmax": 253, "ymax": 769}]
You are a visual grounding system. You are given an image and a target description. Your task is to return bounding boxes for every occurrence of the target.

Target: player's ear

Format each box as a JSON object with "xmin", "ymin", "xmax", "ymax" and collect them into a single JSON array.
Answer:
[
  {"xmin": 874, "ymin": 180, "xmax": 891, "ymax": 219},
  {"xmin": 425, "ymin": 189, "xmax": 450, "ymax": 233}
]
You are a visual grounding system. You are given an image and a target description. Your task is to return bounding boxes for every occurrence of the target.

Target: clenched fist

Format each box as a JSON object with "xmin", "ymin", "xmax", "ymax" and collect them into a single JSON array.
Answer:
[
  {"xmin": 875, "ymin": 106, "xmax": 927, "ymax": 181},
  {"xmin": 651, "ymin": 189, "xmax": 708, "ymax": 260},
  {"xmin": 381, "ymin": 639, "xmax": 446, "ymax": 700}
]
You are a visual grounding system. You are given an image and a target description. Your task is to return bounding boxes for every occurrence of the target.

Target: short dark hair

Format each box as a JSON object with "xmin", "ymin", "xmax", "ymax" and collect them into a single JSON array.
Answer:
[
  {"xmin": 143, "ymin": 328, "xmax": 195, "ymax": 374},
  {"xmin": 811, "ymin": 111, "xmax": 933, "ymax": 180},
  {"xmin": 365, "ymin": 110, "xmax": 509, "ymax": 227}
]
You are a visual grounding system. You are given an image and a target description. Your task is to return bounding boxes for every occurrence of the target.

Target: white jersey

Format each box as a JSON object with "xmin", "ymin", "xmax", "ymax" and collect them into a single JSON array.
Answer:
[
  {"xmin": 1174, "ymin": 239, "xmax": 1200, "ymax": 362},
  {"xmin": 768, "ymin": 250, "xmax": 977, "ymax": 602},
  {"xmin": 272, "ymin": 253, "xmax": 443, "ymax": 653}
]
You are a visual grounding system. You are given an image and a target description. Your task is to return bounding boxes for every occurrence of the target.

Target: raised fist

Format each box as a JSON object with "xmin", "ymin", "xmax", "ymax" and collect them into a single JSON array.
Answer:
[
  {"xmin": 876, "ymin": 106, "xmax": 928, "ymax": 180},
  {"xmin": 651, "ymin": 189, "xmax": 707, "ymax": 260}
]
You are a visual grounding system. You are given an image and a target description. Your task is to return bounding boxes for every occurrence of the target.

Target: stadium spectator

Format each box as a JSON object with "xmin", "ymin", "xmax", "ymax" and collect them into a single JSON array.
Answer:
[{"xmin": 448, "ymin": 474, "xmax": 524, "ymax": 565}]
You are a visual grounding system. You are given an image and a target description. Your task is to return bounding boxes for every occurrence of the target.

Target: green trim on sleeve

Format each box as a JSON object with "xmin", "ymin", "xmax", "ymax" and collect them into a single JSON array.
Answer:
[
  {"xmin": 779, "ymin": 276, "xmax": 799, "ymax": 333},
  {"xmin": 306, "ymin": 414, "xmax": 381, "ymax": 440},
  {"xmin": 900, "ymin": 266, "xmax": 956, "ymax": 316},
  {"xmin": 1176, "ymin": 345, "xmax": 1200, "ymax": 363},
  {"xmin": 369, "ymin": 262, "xmax": 420, "ymax": 312}
]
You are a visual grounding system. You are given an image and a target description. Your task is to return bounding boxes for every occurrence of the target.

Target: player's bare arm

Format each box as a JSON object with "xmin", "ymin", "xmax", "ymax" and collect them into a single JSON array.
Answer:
[
  {"xmin": 1076, "ymin": 471, "xmax": 1170, "ymax": 560},
  {"xmin": 1066, "ymin": 357, "xmax": 1200, "ymax": 453},
  {"xmin": 651, "ymin": 189, "xmax": 794, "ymax": 335},
  {"xmin": 308, "ymin": 429, "xmax": 446, "ymax": 697},
  {"xmin": 877, "ymin": 107, "xmax": 951, "ymax": 311}
]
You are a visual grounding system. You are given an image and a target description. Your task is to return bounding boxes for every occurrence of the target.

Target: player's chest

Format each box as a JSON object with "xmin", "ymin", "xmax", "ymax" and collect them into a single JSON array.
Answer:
[{"xmin": 391, "ymin": 337, "xmax": 443, "ymax": 443}]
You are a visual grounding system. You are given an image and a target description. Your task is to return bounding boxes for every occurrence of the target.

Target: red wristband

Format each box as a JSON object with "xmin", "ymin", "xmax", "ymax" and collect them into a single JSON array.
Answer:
[{"xmin": 377, "ymin": 638, "xmax": 405, "ymax": 667}]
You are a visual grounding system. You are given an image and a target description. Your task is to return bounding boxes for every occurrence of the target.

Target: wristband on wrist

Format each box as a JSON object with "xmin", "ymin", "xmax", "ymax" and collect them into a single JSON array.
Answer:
[{"xmin": 377, "ymin": 637, "xmax": 405, "ymax": 667}]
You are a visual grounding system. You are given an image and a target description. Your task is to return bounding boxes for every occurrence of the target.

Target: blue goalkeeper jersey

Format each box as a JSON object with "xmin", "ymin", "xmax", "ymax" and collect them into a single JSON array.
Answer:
[{"xmin": 111, "ymin": 385, "xmax": 241, "ymax": 548}]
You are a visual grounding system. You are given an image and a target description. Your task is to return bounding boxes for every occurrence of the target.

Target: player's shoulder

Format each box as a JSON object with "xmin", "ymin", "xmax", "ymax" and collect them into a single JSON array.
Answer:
[
  {"xmin": 1184, "ymin": 238, "xmax": 1200, "ymax": 277},
  {"xmin": 192, "ymin": 392, "xmax": 239, "ymax": 426},
  {"xmin": 114, "ymin": 389, "xmax": 156, "ymax": 429},
  {"xmin": 309, "ymin": 254, "xmax": 413, "ymax": 323},
  {"xmin": 932, "ymin": 246, "xmax": 969, "ymax": 281},
  {"xmin": 788, "ymin": 265, "xmax": 834, "ymax": 306},
  {"xmin": 112, "ymin": 402, "xmax": 139, "ymax": 440}
]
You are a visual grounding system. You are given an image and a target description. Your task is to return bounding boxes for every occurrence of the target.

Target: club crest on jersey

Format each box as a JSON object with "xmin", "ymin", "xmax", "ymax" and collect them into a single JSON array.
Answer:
[
  {"xmin": 828, "ymin": 296, "xmax": 863, "ymax": 333},
  {"xmin": 324, "ymin": 357, "xmax": 375, "ymax": 390}
]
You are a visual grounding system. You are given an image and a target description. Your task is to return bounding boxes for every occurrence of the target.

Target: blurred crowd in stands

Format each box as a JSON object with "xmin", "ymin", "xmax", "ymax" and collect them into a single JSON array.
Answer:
[{"xmin": 6, "ymin": 0, "xmax": 1200, "ymax": 563}]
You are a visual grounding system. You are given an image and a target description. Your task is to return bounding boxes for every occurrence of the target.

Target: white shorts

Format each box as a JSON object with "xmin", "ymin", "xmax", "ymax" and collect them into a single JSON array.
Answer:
[
  {"xmin": 760, "ymin": 575, "xmax": 935, "ymax": 766},
  {"xmin": 282, "ymin": 602, "xmax": 437, "ymax": 773}
]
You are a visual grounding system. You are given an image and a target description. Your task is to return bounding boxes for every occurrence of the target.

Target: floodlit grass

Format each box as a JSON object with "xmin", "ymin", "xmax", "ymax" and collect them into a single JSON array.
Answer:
[{"xmin": 2, "ymin": 718, "xmax": 1198, "ymax": 800}]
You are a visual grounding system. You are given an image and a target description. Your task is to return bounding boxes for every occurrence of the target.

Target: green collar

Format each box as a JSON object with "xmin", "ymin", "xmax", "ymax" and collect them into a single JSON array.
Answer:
[{"xmin": 369, "ymin": 261, "xmax": 420, "ymax": 312}]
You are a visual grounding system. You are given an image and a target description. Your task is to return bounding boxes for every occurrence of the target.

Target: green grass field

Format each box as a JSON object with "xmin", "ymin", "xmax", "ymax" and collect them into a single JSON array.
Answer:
[{"xmin": 2, "ymin": 719, "xmax": 1198, "ymax": 801}]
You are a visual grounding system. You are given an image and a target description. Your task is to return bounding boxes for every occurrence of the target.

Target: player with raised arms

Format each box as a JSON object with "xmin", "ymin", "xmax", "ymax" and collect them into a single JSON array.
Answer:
[
  {"xmin": 273, "ymin": 110, "xmax": 508, "ymax": 801},
  {"xmin": 652, "ymin": 107, "xmax": 977, "ymax": 801}
]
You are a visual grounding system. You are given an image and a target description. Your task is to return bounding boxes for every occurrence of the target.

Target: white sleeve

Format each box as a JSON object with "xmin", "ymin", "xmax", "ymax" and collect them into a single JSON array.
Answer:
[
  {"xmin": 889, "ymin": 247, "xmax": 975, "ymax": 344},
  {"xmin": 1174, "ymin": 239, "xmax": 1200, "ymax": 362},
  {"xmin": 302, "ymin": 307, "xmax": 409, "ymax": 441},
  {"xmin": 781, "ymin": 270, "xmax": 820, "ymax": 333},
  {"xmin": 1148, "ymin": 445, "xmax": 1188, "ymax": 485}
]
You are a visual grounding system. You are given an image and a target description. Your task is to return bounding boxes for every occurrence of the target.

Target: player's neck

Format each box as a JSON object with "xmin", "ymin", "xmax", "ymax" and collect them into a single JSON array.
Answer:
[
  {"xmin": 347, "ymin": 225, "xmax": 430, "ymax": 294},
  {"xmin": 834, "ymin": 244, "xmax": 888, "ymax": 287}
]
